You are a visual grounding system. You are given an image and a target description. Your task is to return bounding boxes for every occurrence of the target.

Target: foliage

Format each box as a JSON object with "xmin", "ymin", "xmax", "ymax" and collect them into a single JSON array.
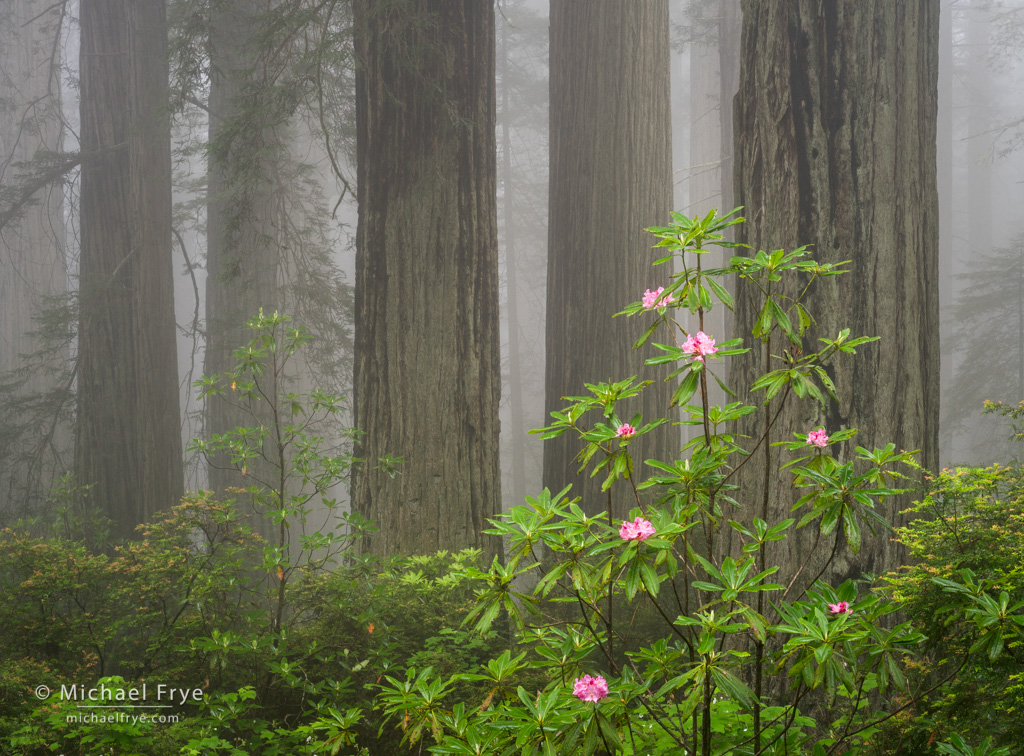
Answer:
[
  {"xmin": 169, "ymin": 0, "xmax": 356, "ymax": 388},
  {"xmin": 0, "ymin": 536, "xmax": 506, "ymax": 754},
  {"xmin": 879, "ymin": 461, "xmax": 1024, "ymax": 753},
  {"xmin": 983, "ymin": 399, "xmax": 1024, "ymax": 449},
  {"xmin": 375, "ymin": 210, "xmax": 1024, "ymax": 756},
  {"xmin": 0, "ymin": 314, "xmax": 527, "ymax": 755},
  {"xmin": 0, "ymin": 291, "xmax": 78, "ymax": 525},
  {"xmin": 0, "ymin": 500, "xmax": 258, "ymax": 753}
]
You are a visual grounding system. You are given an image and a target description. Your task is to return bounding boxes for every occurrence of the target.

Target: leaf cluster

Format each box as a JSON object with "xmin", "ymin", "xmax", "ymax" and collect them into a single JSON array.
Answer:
[{"xmin": 373, "ymin": 211, "xmax": 988, "ymax": 756}]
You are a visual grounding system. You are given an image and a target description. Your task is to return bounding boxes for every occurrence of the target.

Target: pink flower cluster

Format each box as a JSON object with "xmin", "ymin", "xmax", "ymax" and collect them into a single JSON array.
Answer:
[
  {"xmin": 573, "ymin": 674, "xmax": 609, "ymax": 702},
  {"xmin": 807, "ymin": 428, "xmax": 829, "ymax": 448},
  {"xmin": 828, "ymin": 601, "xmax": 853, "ymax": 615},
  {"xmin": 615, "ymin": 423, "xmax": 637, "ymax": 439},
  {"xmin": 619, "ymin": 516, "xmax": 655, "ymax": 541},
  {"xmin": 682, "ymin": 331, "xmax": 718, "ymax": 364},
  {"xmin": 641, "ymin": 286, "xmax": 675, "ymax": 310}
]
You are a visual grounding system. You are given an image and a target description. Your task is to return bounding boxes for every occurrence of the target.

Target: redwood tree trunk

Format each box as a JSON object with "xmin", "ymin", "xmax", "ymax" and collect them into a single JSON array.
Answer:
[
  {"xmin": 0, "ymin": 0, "xmax": 68, "ymax": 515},
  {"xmin": 687, "ymin": 0, "xmax": 741, "ymax": 426},
  {"xmin": 353, "ymin": 1, "xmax": 501, "ymax": 558},
  {"xmin": 730, "ymin": 1, "xmax": 940, "ymax": 581},
  {"xmin": 544, "ymin": 0, "xmax": 674, "ymax": 517},
  {"xmin": 204, "ymin": 0, "xmax": 283, "ymax": 537},
  {"xmin": 937, "ymin": 0, "xmax": 953, "ymax": 461},
  {"xmin": 77, "ymin": 0, "xmax": 182, "ymax": 540},
  {"xmin": 500, "ymin": 0, "xmax": 527, "ymax": 513},
  {"xmin": 202, "ymin": 1, "xmax": 353, "ymax": 548}
]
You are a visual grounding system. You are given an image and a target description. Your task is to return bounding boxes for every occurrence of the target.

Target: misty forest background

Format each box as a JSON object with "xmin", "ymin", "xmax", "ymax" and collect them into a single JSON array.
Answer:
[
  {"xmin": 2, "ymin": 0, "xmax": 1024, "ymax": 752},
  {"xmin": 4, "ymin": 0, "xmax": 1023, "ymax": 554}
]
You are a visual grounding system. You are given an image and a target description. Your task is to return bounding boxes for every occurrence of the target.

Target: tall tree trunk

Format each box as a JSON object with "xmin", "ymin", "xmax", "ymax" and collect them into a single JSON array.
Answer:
[
  {"xmin": 500, "ymin": 5, "xmax": 527, "ymax": 511},
  {"xmin": 0, "ymin": 0, "xmax": 68, "ymax": 516},
  {"xmin": 718, "ymin": 0, "xmax": 742, "ymax": 228},
  {"xmin": 966, "ymin": 1, "xmax": 992, "ymax": 260},
  {"xmin": 544, "ymin": 0, "xmax": 674, "ymax": 517},
  {"xmin": 202, "ymin": 1, "xmax": 354, "ymax": 550},
  {"xmin": 204, "ymin": 0, "xmax": 283, "ymax": 539},
  {"xmin": 353, "ymin": 1, "xmax": 501, "ymax": 558},
  {"xmin": 686, "ymin": 0, "xmax": 741, "ymax": 428},
  {"xmin": 77, "ymin": 0, "xmax": 183, "ymax": 541},
  {"xmin": 938, "ymin": 0, "xmax": 954, "ymax": 462},
  {"xmin": 730, "ymin": 1, "xmax": 940, "ymax": 583}
]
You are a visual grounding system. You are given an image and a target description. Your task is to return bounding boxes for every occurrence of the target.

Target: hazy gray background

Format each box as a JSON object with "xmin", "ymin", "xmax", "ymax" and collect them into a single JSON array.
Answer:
[{"xmin": 1, "ymin": 0, "xmax": 1022, "ymax": 528}]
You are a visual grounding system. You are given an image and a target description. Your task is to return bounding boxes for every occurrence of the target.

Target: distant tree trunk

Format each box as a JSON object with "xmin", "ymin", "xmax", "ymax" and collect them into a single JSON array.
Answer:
[
  {"xmin": 690, "ymin": 14, "xmax": 723, "ymax": 217},
  {"xmin": 353, "ymin": 1, "xmax": 501, "ymax": 558},
  {"xmin": 500, "ymin": 2, "xmax": 527, "ymax": 510},
  {"xmin": 1018, "ymin": 238, "xmax": 1024, "ymax": 402},
  {"xmin": 718, "ymin": 0, "xmax": 742, "ymax": 221},
  {"xmin": 544, "ymin": 0, "xmax": 674, "ymax": 517},
  {"xmin": 201, "ymin": 1, "xmax": 355, "ymax": 552},
  {"xmin": 730, "ymin": 1, "xmax": 940, "ymax": 582},
  {"xmin": 938, "ymin": 0, "xmax": 953, "ymax": 462},
  {"xmin": 77, "ymin": 0, "xmax": 183, "ymax": 540},
  {"xmin": 204, "ymin": 0, "xmax": 283, "ymax": 532},
  {"xmin": 0, "ymin": 0, "xmax": 68, "ymax": 515},
  {"xmin": 686, "ymin": 0, "xmax": 741, "ymax": 427},
  {"xmin": 966, "ymin": 1, "xmax": 992, "ymax": 259}
]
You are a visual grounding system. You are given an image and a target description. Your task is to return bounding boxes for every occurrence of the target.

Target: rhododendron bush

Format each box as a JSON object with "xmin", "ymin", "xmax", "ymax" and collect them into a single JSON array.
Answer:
[{"xmin": 378, "ymin": 210, "xmax": 1024, "ymax": 756}]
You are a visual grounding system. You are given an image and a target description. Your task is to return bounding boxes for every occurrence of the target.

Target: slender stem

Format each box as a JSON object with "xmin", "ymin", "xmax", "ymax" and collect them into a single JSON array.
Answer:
[
  {"xmin": 797, "ymin": 517, "xmax": 845, "ymax": 603},
  {"xmin": 824, "ymin": 650, "xmax": 973, "ymax": 754},
  {"xmin": 753, "ymin": 315, "xmax": 773, "ymax": 751},
  {"xmin": 701, "ymin": 660, "xmax": 713, "ymax": 756},
  {"xmin": 717, "ymin": 384, "xmax": 792, "ymax": 491},
  {"xmin": 714, "ymin": 682, "xmax": 808, "ymax": 756},
  {"xmin": 608, "ymin": 487, "xmax": 614, "ymax": 664},
  {"xmin": 573, "ymin": 590, "xmax": 619, "ymax": 673},
  {"xmin": 777, "ymin": 527, "xmax": 823, "ymax": 609},
  {"xmin": 753, "ymin": 640, "xmax": 764, "ymax": 752}
]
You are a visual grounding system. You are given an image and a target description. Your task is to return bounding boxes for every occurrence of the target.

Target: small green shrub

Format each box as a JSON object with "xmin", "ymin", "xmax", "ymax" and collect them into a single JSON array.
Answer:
[{"xmin": 880, "ymin": 462, "xmax": 1024, "ymax": 753}]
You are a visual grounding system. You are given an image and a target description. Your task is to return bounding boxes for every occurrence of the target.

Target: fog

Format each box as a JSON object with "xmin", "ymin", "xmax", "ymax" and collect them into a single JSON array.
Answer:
[{"xmin": 1, "ymin": 0, "xmax": 1023, "ymax": 530}]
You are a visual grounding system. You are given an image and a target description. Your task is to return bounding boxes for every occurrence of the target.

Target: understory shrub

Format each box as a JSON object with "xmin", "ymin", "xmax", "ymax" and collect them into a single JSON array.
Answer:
[
  {"xmin": 375, "ymin": 210, "xmax": 1024, "ymax": 756},
  {"xmin": 0, "ymin": 313, "xmax": 522, "ymax": 755},
  {"xmin": 3, "ymin": 227, "xmax": 1023, "ymax": 756},
  {"xmin": 877, "ymin": 461, "xmax": 1024, "ymax": 755}
]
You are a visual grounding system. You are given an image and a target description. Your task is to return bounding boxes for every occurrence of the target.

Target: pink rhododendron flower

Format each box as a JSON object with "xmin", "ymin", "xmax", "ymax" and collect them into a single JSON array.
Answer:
[
  {"xmin": 619, "ymin": 516, "xmax": 656, "ymax": 541},
  {"xmin": 807, "ymin": 428, "xmax": 829, "ymax": 448},
  {"xmin": 615, "ymin": 423, "xmax": 637, "ymax": 439},
  {"xmin": 641, "ymin": 286, "xmax": 675, "ymax": 309},
  {"xmin": 828, "ymin": 601, "xmax": 852, "ymax": 615},
  {"xmin": 681, "ymin": 331, "xmax": 718, "ymax": 363},
  {"xmin": 573, "ymin": 674, "xmax": 609, "ymax": 702}
]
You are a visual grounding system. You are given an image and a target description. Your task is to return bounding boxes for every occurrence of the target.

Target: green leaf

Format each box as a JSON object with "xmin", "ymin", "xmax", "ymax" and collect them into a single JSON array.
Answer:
[
  {"xmin": 634, "ymin": 320, "xmax": 660, "ymax": 348},
  {"xmin": 842, "ymin": 506, "xmax": 861, "ymax": 554},
  {"xmin": 672, "ymin": 370, "xmax": 700, "ymax": 407},
  {"xmin": 706, "ymin": 276, "xmax": 735, "ymax": 310},
  {"xmin": 711, "ymin": 668, "xmax": 756, "ymax": 713},
  {"xmin": 639, "ymin": 559, "xmax": 661, "ymax": 597}
]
